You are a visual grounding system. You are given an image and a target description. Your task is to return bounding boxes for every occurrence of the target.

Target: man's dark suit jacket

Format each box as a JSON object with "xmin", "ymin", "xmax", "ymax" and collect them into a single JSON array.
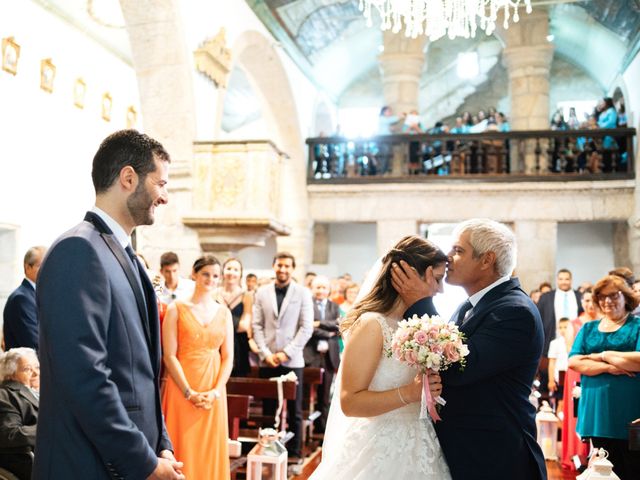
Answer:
[
  {"xmin": 537, "ymin": 289, "xmax": 582, "ymax": 356},
  {"xmin": 406, "ymin": 278, "xmax": 547, "ymax": 480},
  {"xmin": 303, "ymin": 299, "xmax": 341, "ymax": 371},
  {"xmin": 33, "ymin": 212, "xmax": 171, "ymax": 479},
  {"xmin": 0, "ymin": 380, "xmax": 38, "ymax": 453},
  {"xmin": 3, "ymin": 279, "xmax": 38, "ymax": 351}
]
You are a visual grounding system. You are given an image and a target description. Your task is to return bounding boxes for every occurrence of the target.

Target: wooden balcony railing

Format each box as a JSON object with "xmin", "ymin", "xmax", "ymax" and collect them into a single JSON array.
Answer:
[{"xmin": 306, "ymin": 128, "xmax": 636, "ymax": 183}]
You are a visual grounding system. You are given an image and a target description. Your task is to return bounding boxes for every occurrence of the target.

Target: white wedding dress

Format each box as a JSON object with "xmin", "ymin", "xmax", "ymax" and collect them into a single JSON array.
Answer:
[{"xmin": 310, "ymin": 312, "xmax": 451, "ymax": 480}]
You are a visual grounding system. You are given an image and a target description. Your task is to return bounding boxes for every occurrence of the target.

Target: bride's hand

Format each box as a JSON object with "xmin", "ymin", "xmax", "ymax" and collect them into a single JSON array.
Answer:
[
  {"xmin": 427, "ymin": 370, "xmax": 443, "ymax": 398},
  {"xmin": 401, "ymin": 374, "xmax": 424, "ymax": 403}
]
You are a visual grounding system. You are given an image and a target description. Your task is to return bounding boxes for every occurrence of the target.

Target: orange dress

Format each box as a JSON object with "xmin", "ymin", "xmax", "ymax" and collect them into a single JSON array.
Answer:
[{"xmin": 162, "ymin": 302, "xmax": 230, "ymax": 480}]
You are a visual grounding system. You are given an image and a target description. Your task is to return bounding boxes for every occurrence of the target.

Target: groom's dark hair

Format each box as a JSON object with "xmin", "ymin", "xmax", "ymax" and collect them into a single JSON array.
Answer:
[{"xmin": 341, "ymin": 236, "xmax": 447, "ymax": 333}]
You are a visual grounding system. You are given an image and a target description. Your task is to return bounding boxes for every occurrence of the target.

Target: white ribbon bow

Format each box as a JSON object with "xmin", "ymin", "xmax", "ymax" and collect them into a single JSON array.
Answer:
[{"xmin": 269, "ymin": 371, "xmax": 298, "ymax": 429}]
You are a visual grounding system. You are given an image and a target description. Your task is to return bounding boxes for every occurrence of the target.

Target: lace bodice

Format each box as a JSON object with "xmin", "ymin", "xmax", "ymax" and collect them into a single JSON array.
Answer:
[{"xmin": 364, "ymin": 312, "xmax": 420, "ymax": 393}]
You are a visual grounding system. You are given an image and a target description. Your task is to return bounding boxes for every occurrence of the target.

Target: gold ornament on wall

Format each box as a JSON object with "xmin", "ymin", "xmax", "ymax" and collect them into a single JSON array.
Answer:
[
  {"xmin": 1, "ymin": 37, "xmax": 20, "ymax": 76},
  {"xmin": 126, "ymin": 106, "xmax": 137, "ymax": 128},
  {"xmin": 40, "ymin": 58, "xmax": 56, "ymax": 93},
  {"xmin": 101, "ymin": 92, "xmax": 113, "ymax": 121},
  {"xmin": 73, "ymin": 78, "xmax": 87, "ymax": 108},
  {"xmin": 193, "ymin": 28, "xmax": 232, "ymax": 88}
]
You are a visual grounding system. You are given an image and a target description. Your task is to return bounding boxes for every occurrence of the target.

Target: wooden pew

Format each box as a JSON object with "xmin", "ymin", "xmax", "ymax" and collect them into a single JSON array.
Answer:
[
  {"xmin": 227, "ymin": 377, "xmax": 297, "ymax": 437},
  {"xmin": 302, "ymin": 367, "xmax": 324, "ymax": 445},
  {"xmin": 228, "ymin": 394, "xmax": 252, "ymax": 440},
  {"xmin": 227, "ymin": 394, "xmax": 252, "ymax": 480}
]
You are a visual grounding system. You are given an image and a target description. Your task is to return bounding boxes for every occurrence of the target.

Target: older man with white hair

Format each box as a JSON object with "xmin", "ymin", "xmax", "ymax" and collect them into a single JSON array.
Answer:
[
  {"xmin": 392, "ymin": 218, "xmax": 547, "ymax": 480},
  {"xmin": 303, "ymin": 275, "xmax": 341, "ymax": 433},
  {"xmin": 0, "ymin": 347, "xmax": 39, "ymax": 480}
]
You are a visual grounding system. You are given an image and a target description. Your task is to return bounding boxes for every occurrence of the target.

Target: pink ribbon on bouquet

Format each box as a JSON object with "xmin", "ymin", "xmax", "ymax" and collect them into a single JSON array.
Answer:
[{"xmin": 423, "ymin": 372, "xmax": 442, "ymax": 422}]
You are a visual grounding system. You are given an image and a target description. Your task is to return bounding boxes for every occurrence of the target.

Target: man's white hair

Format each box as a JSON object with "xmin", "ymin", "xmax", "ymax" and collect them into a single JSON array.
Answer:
[
  {"xmin": 453, "ymin": 218, "xmax": 517, "ymax": 277},
  {"xmin": 311, "ymin": 275, "xmax": 330, "ymax": 287},
  {"xmin": 0, "ymin": 347, "xmax": 38, "ymax": 382}
]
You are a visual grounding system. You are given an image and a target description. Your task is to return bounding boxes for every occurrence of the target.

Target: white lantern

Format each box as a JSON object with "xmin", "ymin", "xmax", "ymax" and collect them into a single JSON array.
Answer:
[
  {"xmin": 535, "ymin": 400, "xmax": 559, "ymax": 460},
  {"xmin": 246, "ymin": 428, "xmax": 288, "ymax": 480},
  {"xmin": 576, "ymin": 449, "xmax": 621, "ymax": 480}
]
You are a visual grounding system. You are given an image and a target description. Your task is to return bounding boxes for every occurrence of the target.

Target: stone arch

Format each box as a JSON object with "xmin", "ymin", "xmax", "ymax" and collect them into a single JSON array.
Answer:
[{"xmin": 230, "ymin": 30, "xmax": 311, "ymax": 265}]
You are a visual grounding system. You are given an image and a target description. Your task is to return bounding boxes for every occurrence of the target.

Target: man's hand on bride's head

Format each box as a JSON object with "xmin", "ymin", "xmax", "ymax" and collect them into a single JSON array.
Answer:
[{"xmin": 391, "ymin": 260, "xmax": 439, "ymax": 306}]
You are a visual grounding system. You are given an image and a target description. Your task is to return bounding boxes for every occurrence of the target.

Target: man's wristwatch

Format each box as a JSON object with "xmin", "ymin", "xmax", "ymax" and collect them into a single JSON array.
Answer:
[{"xmin": 184, "ymin": 387, "xmax": 192, "ymax": 400}]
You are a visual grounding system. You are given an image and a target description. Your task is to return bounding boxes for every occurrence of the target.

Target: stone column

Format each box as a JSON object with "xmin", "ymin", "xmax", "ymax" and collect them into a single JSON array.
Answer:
[
  {"xmin": 378, "ymin": 32, "xmax": 427, "ymax": 115},
  {"xmin": 376, "ymin": 220, "xmax": 418, "ymax": 257},
  {"xmin": 312, "ymin": 223, "xmax": 330, "ymax": 265},
  {"xmin": 613, "ymin": 222, "xmax": 631, "ymax": 269},
  {"xmin": 513, "ymin": 220, "xmax": 557, "ymax": 292},
  {"xmin": 502, "ymin": 8, "xmax": 554, "ymax": 173},
  {"xmin": 378, "ymin": 33, "xmax": 427, "ymax": 176}
]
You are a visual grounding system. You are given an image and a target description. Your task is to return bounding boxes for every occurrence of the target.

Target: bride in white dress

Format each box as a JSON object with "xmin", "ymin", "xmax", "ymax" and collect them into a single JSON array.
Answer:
[{"xmin": 310, "ymin": 236, "xmax": 452, "ymax": 480}]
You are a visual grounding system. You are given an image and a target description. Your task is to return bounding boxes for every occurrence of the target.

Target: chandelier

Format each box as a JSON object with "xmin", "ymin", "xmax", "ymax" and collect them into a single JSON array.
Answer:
[{"xmin": 359, "ymin": 0, "xmax": 533, "ymax": 41}]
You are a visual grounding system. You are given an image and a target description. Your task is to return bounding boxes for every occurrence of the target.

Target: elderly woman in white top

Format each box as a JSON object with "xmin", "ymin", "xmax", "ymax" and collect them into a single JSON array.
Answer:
[{"xmin": 0, "ymin": 348, "xmax": 39, "ymax": 480}]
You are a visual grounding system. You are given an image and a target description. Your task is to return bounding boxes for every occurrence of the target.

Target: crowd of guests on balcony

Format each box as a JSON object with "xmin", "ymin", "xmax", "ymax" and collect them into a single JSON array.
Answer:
[
  {"xmin": 313, "ymin": 96, "xmax": 630, "ymax": 178},
  {"xmin": 0, "ymin": 246, "xmax": 360, "ymax": 479},
  {"xmin": 378, "ymin": 105, "xmax": 511, "ymax": 136},
  {"xmin": 549, "ymin": 97, "xmax": 626, "ymax": 131},
  {"xmin": 547, "ymin": 97, "xmax": 628, "ymax": 173}
]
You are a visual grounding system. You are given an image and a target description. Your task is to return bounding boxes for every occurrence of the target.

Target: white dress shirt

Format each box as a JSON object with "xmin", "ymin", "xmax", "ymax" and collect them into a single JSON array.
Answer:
[
  {"xmin": 553, "ymin": 289, "xmax": 578, "ymax": 324},
  {"xmin": 91, "ymin": 206, "xmax": 130, "ymax": 249}
]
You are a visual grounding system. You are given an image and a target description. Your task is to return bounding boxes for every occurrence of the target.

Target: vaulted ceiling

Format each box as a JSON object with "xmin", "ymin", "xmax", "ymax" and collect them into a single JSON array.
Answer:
[{"xmin": 247, "ymin": 0, "xmax": 640, "ymax": 102}]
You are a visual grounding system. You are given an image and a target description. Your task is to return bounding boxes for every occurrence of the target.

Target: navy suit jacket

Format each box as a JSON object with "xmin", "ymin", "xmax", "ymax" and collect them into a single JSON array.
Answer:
[
  {"xmin": 303, "ymin": 299, "xmax": 341, "ymax": 371},
  {"xmin": 536, "ymin": 289, "xmax": 582, "ymax": 356},
  {"xmin": 406, "ymin": 279, "xmax": 547, "ymax": 480},
  {"xmin": 33, "ymin": 212, "xmax": 171, "ymax": 480},
  {"xmin": 3, "ymin": 279, "xmax": 38, "ymax": 351}
]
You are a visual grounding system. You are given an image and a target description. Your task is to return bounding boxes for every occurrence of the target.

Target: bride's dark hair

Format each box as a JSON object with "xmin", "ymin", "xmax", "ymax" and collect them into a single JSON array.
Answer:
[{"xmin": 341, "ymin": 235, "xmax": 447, "ymax": 333}]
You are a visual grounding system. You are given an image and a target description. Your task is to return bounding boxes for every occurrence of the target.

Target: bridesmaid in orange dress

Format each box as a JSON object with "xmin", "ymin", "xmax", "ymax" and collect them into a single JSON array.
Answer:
[
  {"xmin": 162, "ymin": 255, "xmax": 234, "ymax": 479},
  {"xmin": 561, "ymin": 288, "xmax": 597, "ymax": 470}
]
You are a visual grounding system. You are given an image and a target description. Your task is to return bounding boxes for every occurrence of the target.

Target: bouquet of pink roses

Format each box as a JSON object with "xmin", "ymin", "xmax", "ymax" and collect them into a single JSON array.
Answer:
[{"xmin": 391, "ymin": 314, "xmax": 469, "ymax": 421}]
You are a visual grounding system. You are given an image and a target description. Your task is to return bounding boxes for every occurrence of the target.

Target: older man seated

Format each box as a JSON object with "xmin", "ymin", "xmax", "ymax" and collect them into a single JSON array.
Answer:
[{"xmin": 0, "ymin": 348, "xmax": 39, "ymax": 480}]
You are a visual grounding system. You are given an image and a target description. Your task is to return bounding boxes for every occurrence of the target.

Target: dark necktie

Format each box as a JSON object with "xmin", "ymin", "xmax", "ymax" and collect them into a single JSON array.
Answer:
[
  {"xmin": 456, "ymin": 299, "xmax": 473, "ymax": 326},
  {"xmin": 125, "ymin": 245, "xmax": 143, "ymax": 287}
]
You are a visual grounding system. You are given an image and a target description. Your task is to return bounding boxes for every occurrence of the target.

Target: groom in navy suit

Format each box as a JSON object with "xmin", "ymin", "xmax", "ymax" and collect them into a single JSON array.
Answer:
[
  {"xmin": 34, "ymin": 130, "xmax": 184, "ymax": 479},
  {"xmin": 393, "ymin": 218, "xmax": 547, "ymax": 480}
]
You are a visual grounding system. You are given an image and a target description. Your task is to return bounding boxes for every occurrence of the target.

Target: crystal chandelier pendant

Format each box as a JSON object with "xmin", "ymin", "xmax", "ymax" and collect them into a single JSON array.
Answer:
[{"xmin": 359, "ymin": 0, "xmax": 533, "ymax": 41}]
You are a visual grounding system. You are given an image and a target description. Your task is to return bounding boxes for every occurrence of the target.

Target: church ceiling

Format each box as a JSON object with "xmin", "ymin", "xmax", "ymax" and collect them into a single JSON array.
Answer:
[
  {"xmin": 247, "ymin": 0, "xmax": 640, "ymax": 99},
  {"xmin": 580, "ymin": 0, "xmax": 640, "ymax": 42}
]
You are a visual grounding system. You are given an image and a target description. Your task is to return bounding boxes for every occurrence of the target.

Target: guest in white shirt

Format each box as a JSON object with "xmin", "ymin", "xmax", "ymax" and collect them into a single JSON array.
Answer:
[
  {"xmin": 158, "ymin": 251, "xmax": 194, "ymax": 304},
  {"xmin": 548, "ymin": 317, "xmax": 570, "ymax": 413},
  {"xmin": 537, "ymin": 269, "xmax": 582, "ymax": 357},
  {"xmin": 536, "ymin": 269, "xmax": 582, "ymax": 399}
]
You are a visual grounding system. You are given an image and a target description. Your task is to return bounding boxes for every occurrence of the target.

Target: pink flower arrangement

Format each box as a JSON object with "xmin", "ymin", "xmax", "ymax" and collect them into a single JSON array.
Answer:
[
  {"xmin": 390, "ymin": 314, "xmax": 469, "ymax": 374},
  {"xmin": 390, "ymin": 314, "xmax": 469, "ymax": 422}
]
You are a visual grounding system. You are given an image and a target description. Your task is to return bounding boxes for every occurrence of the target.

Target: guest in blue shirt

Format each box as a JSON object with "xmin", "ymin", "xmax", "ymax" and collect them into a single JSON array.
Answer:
[
  {"xmin": 450, "ymin": 117, "xmax": 469, "ymax": 134},
  {"xmin": 377, "ymin": 106, "xmax": 401, "ymax": 135},
  {"xmin": 597, "ymin": 97, "xmax": 618, "ymax": 149},
  {"xmin": 497, "ymin": 112, "xmax": 510, "ymax": 132},
  {"xmin": 569, "ymin": 274, "xmax": 640, "ymax": 480}
]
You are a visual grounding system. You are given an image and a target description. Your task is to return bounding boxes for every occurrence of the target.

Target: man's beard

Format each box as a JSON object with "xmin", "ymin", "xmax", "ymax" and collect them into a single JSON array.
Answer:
[{"xmin": 127, "ymin": 181, "xmax": 155, "ymax": 226}]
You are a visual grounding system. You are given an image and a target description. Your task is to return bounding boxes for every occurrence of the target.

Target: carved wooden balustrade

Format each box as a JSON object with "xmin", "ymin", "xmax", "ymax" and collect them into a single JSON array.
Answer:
[{"xmin": 306, "ymin": 128, "xmax": 636, "ymax": 183}]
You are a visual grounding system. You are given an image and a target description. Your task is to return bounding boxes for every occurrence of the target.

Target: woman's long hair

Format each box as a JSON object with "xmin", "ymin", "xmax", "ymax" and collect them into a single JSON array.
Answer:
[{"xmin": 341, "ymin": 235, "xmax": 447, "ymax": 333}]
